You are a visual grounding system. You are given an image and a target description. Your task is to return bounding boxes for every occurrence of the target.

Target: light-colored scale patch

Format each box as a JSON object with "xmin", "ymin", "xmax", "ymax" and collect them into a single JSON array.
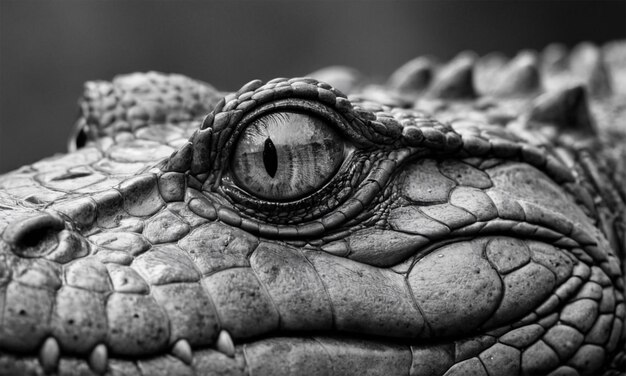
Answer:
[
  {"xmin": 169, "ymin": 201, "xmax": 210, "ymax": 228},
  {"xmin": 157, "ymin": 172, "xmax": 186, "ymax": 202},
  {"xmin": 150, "ymin": 282, "xmax": 220, "ymax": 347},
  {"xmin": 438, "ymin": 159, "xmax": 493, "ymax": 189},
  {"xmin": 142, "ymin": 210, "xmax": 190, "ymax": 244},
  {"xmin": 4, "ymin": 184, "xmax": 67, "ymax": 205},
  {"xmin": 132, "ymin": 244, "xmax": 201, "ymax": 285},
  {"xmin": 507, "ymin": 268, "xmax": 623, "ymax": 376},
  {"xmin": 0, "ymin": 174, "xmax": 70, "ymax": 206},
  {"xmin": 74, "ymin": 176, "xmax": 132, "ymax": 194},
  {"xmin": 119, "ymin": 174, "xmax": 164, "ymax": 217},
  {"xmin": 409, "ymin": 344, "xmax": 455, "ymax": 376},
  {"xmin": 30, "ymin": 147, "xmax": 103, "ymax": 173},
  {"xmin": 91, "ymin": 158, "xmax": 147, "ymax": 175},
  {"xmin": 135, "ymin": 123, "xmax": 187, "ymax": 144},
  {"xmin": 89, "ymin": 231, "xmax": 151, "ymax": 257},
  {"xmin": 104, "ymin": 292, "xmax": 170, "ymax": 355},
  {"xmin": 35, "ymin": 166, "xmax": 107, "ymax": 192},
  {"xmin": 307, "ymin": 249, "xmax": 424, "ymax": 338},
  {"xmin": 478, "ymin": 343, "xmax": 521, "ymax": 375},
  {"xmin": 177, "ymin": 222, "xmax": 259, "ymax": 276},
  {"xmin": 442, "ymin": 356, "xmax": 488, "ymax": 376},
  {"xmin": 401, "ymin": 159, "xmax": 457, "ymax": 203},
  {"xmin": 107, "ymin": 140, "xmax": 175, "ymax": 163},
  {"xmin": 418, "ymin": 204, "xmax": 476, "ymax": 230},
  {"xmin": 64, "ymin": 258, "xmax": 111, "ymax": 292},
  {"xmin": 250, "ymin": 242, "xmax": 333, "ymax": 332},
  {"xmin": 407, "ymin": 238, "xmax": 502, "ymax": 337},
  {"xmin": 521, "ymin": 339, "xmax": 561, "ymax": 374},
  {"xmin": 388, "ymin": 205, "xmax": 451, "ymax": 237},
  {"xmin": 449, "ymin": 187, "xmax": 498, "ymax": 222},
  {"xmin": 485, "ymin": 237, "xmax": 531, "ymax": 274},
  {"xmin": 106, "ymin": 263, "xmax": 149, "ymax": 293},
  {"xmin": 484, "ymin": 162, "xmax": 610, "ymax": 270},
  {"xmin": 561, "ymin": 298, "xmax": 599, "ymax": 332},
  {"xmin": 0, "ymin": 173, "xmax": 41, "ymax": 191},
  {"xmin": 0, "ymin": 280, "xmax": 56, "ymax": 352},
  {"xmin": 499, "ymin": 324, "xmax": 546, "ymax": 348},
  {"xmin": 487, "ymin": 162, "xmax": 590, "ymax": 229},
  {"xmin": 50, "ymin": 285, "xmax": 107, "ymax": 354},
  {"xmin": 454, "ymin": 335, "xmax": 500, "ymax": 362},
  {"xmin": 202, "ymin": 267, "xmax": 279, "ymax": 339},
  {"xmin": 341, "ymin": 228, "xmax": 428, "ymax": 267},
  {"xmin": 11, "ymin": 258, "xmax": 62, "ymax": 290},
  {"xmin": 542, "ymin": 323, "xmax": 584, "ymax": 360}
]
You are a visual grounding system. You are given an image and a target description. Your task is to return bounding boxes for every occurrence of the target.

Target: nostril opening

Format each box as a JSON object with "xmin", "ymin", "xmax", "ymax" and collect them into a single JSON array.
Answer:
[
  {"xmin": 2, "ymin": 213, "xmax": 65, "ymax": 257},
  {"xmin": 19, "ymin": 226, "xmax": 56, "ymax": 248}
]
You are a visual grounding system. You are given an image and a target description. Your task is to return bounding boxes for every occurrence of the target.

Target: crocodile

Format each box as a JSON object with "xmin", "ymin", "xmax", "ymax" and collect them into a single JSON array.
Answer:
[{"xmin": 0, "ymin": 41, "xmax": 624, "ymax": 376}]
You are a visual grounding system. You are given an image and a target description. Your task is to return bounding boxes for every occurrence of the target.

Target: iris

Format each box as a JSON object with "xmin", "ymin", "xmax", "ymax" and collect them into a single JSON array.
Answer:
[{"xmin": 232, "ymin": 111, "xmax": 345, "ymax": 201}]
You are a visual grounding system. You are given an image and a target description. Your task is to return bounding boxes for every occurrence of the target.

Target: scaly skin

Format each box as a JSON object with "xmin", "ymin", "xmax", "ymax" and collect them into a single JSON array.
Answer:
[{"xmin": 0, "ymin": 41, "xmax": 625, "ymax": 375}]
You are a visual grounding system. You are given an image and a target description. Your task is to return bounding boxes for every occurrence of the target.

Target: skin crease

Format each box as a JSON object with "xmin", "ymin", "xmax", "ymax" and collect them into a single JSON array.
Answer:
[{"xmin": 0, "ymin": 41, "xmax": 624, "ymax": 376}]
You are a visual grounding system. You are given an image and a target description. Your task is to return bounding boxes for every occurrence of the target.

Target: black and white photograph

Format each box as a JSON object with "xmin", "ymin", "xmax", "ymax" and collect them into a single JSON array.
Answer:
[{"xmin": 0, "ymin": 1, "xmax": 625, "ymax": 375}]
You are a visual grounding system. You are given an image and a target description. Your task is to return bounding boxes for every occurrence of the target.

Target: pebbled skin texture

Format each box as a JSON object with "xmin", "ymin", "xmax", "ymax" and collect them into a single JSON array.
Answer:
[{"xmin": 0, "ymin": 41, "xmax": 625, "ymax": 376}]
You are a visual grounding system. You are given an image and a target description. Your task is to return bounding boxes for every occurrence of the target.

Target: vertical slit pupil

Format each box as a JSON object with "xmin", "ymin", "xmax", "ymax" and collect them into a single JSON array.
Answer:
[{"xmin": 263, "ymin": 138, "xmax": 278, "ymax": 178}]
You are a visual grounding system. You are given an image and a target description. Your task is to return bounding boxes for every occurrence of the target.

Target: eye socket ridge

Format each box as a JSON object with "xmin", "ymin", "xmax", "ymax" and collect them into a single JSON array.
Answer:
[
  {"xmin": 229, "ymin": 98, "xmax": 352, "ymax": 141},
  {"xmin": 226, "ymin": 100, "xmax": 353, "ymax": 203}
]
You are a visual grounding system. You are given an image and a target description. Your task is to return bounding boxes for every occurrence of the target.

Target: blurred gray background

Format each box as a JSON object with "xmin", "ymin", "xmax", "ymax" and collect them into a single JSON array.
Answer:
[{"xmin": 1, "ymin": 0, "xmax": 625, "ymax": 173}]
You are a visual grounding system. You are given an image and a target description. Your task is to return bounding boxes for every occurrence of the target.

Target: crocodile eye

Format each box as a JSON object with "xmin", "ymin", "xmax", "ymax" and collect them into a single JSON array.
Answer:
[{"xmin": 231, "ymin": 111, "xmax": 345, "ymax": 201}]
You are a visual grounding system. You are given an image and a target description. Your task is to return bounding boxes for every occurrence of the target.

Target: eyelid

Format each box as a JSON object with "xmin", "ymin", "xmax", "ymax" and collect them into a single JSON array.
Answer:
[{"xmin": 233, "ymin": 99, "xmax": 352, "ymax": 140}]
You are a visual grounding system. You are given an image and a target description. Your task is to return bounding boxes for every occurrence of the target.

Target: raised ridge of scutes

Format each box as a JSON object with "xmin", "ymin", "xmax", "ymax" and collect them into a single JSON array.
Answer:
[
  {"xmin": 427, "ymin": 53, "xmax": 477, "ymax": 99},
  {"xmin": 524, "ymin": 85, "xmax": 597, "ymax": 139}
]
